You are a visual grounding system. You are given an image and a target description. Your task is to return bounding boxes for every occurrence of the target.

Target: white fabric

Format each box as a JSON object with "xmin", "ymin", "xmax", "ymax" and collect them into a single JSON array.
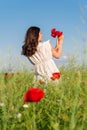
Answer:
[{"xmin": 28, "ymin": 40, "xmax": 59, "ymax": 81}]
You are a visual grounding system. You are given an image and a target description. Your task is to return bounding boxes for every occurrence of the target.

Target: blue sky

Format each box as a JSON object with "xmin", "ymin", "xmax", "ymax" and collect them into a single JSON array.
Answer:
[{"xmin": 0, "ymin": 0, "xmax": 87, "ymax": 71}]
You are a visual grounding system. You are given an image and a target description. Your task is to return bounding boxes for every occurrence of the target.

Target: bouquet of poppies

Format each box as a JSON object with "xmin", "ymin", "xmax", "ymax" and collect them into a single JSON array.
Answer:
[{"xmin": 51, "ymin": 28, "xmax": 63, "ymax": 38}]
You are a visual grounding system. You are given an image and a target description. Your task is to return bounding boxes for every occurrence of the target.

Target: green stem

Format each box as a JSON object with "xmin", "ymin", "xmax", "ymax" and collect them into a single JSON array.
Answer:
[{"xmin": 33, "ymin": 103, "xmax": 36, "ymax": 130}]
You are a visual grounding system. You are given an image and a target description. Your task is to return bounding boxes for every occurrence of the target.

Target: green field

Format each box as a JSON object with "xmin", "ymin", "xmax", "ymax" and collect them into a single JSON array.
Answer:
[{"xmin": 0, "ymin": 60, "xmax": 87, "ymax": 130}]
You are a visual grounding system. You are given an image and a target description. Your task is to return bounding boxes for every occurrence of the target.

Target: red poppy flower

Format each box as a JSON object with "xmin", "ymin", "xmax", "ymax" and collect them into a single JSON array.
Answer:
[
  {"xmin": 51, "ymin": 72, "xmax": 60, "ymax": 80},
  {"xmin": 51, "ymin": 28, "xmax": 56, "ymax": 37},
  {"xmin": 56, "ymin": 31, "xmax": 63, "ymax": 37},
  {"xmin": 51, "ymin": 28, "xmax": 63, "ymax": 38},
  {"xmin": 23, "ymin": 87, "xmax": 44, "ymax": 102},
  {"xmin": 5, "ymin": 73, "xmax": 10, "ymax": 78}
]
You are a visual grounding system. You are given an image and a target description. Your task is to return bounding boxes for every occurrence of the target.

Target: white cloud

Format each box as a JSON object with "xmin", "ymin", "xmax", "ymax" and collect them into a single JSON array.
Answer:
[{"xmin": 62, "ymin": 55, "xmax": 72, "ymax": 60}]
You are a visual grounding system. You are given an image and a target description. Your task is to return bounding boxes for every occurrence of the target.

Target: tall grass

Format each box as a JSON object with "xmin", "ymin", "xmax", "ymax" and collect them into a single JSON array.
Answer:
[{"xmin": 0, "ymin": 60, "xmax": 87, "ymax": 130}]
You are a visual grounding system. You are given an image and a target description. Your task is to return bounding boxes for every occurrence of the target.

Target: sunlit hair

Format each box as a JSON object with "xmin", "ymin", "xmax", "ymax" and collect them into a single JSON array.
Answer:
[{"xmin": 22, "ymin": 26, "xmax": 40, "ymax": 57}]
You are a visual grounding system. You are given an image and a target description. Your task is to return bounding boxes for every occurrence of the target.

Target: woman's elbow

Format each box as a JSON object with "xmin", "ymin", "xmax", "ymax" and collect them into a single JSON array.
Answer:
[
  {"xmin": 56, "ymin": 55, "xmax": 61, "ymax": 59},
  {"xmin": 52, "ymin": 49, "xmax": 62, "ymax": 59},
  {"xmin": 53, "ymin": 54, "xmax": 61, "ymax": 59}
]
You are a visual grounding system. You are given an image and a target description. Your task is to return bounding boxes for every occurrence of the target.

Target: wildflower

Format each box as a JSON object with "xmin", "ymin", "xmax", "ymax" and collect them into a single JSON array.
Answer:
[
  {"xmin": 5, "ymin": 73, "xmax": 10, "ymax": 78},
  {"xmin": 51, "ymin": 72, "xmax": 60, "ymax": 80},
  {"xmin": 39, "ymin": 79, "xmax": 44, "ymax": 84},
  {"xmin": 23, "ymin": 87, "xmax": 44, "ymax": 102},
  {"xmin": 17, "ymin": 113, "xmax": 22, "ymax": 118},
  {"xmin": 23, "ymin": 104, "xmax": 29, "ymax": 108},
  {"xmin": 0, "ymin": 102, "xmax": 4, "ymax": 107}
]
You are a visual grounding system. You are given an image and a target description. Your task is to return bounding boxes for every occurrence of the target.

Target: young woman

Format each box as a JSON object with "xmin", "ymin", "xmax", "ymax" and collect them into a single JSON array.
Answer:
[{"xmin": 22, "ymin": 26, "xmax": 64, "ymax": 82}]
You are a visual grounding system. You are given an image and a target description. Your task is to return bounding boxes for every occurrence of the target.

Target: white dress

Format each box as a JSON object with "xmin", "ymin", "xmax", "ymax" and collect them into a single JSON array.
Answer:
[{"xmin": 28, "ymin": 40, "xmax": 60, "ymax": 81}]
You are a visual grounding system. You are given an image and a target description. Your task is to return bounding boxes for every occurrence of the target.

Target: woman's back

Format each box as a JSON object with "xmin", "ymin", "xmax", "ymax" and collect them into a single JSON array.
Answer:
[{"xmin": 28, "ymin": 40, "xmax": 59, "ymax": 81}]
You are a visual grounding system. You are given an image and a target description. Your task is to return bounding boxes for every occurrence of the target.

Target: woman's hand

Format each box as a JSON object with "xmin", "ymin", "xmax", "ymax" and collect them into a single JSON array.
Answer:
[{"xmin": 58, "ymin": 35, "xmax": 64, "ymax": 43}]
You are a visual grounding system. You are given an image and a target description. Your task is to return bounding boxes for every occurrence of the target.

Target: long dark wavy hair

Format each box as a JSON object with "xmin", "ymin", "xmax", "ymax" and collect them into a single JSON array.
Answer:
[{"xmin": 22, "ymin": 26, "xmax": 40, "ymax": 57}]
